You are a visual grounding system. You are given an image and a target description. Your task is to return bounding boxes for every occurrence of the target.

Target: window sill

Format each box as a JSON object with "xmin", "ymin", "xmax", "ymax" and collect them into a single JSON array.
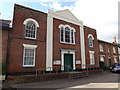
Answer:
[
  {"xmin": 25, "ymin": 37, "xmax": 36, "ymax": 40},
  {"xmin": 89, "ymin": 46, "xmax": 93, "ymax": 48},
  {"xmin": 100, "ymin": 51, "xmax": 104, "ymax": 52},
  {"xmin": 90, "ymin": 64, "xmax": 95, "ymax": 66},
  {"xmin": 53, "ymin": 64, "xmax": 61, "ymax": 66},
  {"xmin": 23, "ymin": 65, "xmax": 35, "ymax": 67},
  {"xmin": 60, "ymin": 41, "xmax": 75, "ymax": 45}
]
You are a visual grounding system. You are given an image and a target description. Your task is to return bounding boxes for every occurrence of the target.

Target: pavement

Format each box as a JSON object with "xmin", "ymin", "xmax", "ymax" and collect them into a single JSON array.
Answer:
[{"xmin": 2, "ymin": 71, "xmax": 120, "ymax": 89}]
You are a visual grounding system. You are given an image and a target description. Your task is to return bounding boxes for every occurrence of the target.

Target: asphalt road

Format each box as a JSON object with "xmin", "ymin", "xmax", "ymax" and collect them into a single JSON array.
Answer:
[{"xmin": 7, "ymin": 71, "xmax": 120, "ymax": 89}]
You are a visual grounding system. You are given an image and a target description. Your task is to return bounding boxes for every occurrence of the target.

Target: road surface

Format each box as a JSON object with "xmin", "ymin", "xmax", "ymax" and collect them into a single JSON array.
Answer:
[{"xmin": 6, "ymin": 71, "xmax": 120, "ymax": 89}]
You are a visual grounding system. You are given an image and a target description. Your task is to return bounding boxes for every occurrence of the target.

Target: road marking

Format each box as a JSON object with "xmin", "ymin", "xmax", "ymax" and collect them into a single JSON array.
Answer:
[{"xmin": 67, "ymin": 83, "xmax": 119, "ymax": 88}]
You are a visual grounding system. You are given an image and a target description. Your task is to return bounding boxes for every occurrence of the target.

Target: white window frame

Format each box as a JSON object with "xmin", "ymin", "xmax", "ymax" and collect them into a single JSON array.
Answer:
[
  {"xmin": 88, "ymin": 34, "xmax": 94, "ymax": 48},
  {"xmin": 23, "ymin": 44, "xmax": 37, "ymax": 67},
  {"xmin": 99, "ymin": 44, "xmax": 104, "ymax": 52},
  {"xmin": 108, "ymin": 48, "xmax": 110, "ymax": 52},
  {"xmin": 114, "ymin": 56, "xmax": 118, "ymax": 63},
  {"xmin": 100, "ymin": 55, "xmax": 105, "ymax": 62},
  {"xmin": 113, "ymin": 47, "xmax": 116, "ymax": 53},
  {"xmin": 59, "ymin": 24, "xmax": 76, "ymax": 45},
  {"xmin": 89, "ymin": 51, "xmax": 95, "ymax": 65},
  {"xmin": 23, "ymin": 18, "xmax": 39, "ymax": 40}
]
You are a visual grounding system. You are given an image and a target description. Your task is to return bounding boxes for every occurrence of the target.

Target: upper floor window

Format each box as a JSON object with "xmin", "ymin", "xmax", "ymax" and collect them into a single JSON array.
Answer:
[
  {"xmin": 88, "ymin": 34, "xmax": 94, "ymax": 48},
  {"xmin": 108, "ymin": 48, "xmax": 110, "ymax": 52},
  {"xmin": 59, "ymin": 24, "xmax": 76, "ymax": 44},
  {"xmin": 113, "ymin": 47, "xmax": 116, "ymax": 53},
  {"xmin": 99, "ymin": 44, "xmax": 104, "ymax": 52},
  {"xmin": 23, "ymin": 18, "xmax": 39, "ymax": 39}
]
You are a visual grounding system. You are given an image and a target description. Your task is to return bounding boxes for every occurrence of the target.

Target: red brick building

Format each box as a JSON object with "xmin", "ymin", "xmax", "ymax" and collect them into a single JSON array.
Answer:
[
  {"xmin": 8, "ymin": 4, "xmax": 47, "ymax": 75},
  {"xmin": 1, "ymin": 4, "xmax": 119, "ymax": 75},
  {"xmin": 84, "ymin": 26, "xmax": 99, "ymax": 68},
  {"xmin": 98, "ymin": 40, "xmax": 119, "ymax": 67},
  {"xmin": 1, "ymin": 20, "xmax": 11, "ymax": 63}
]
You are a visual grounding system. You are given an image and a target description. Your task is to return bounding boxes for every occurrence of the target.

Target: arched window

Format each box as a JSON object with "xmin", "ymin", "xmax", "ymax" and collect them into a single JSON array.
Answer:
[
  {"xmin": 23, "ymin": 18, "xmax": 39, "ymax": 39},
  {"xmin": 59, "ymin": 24, "xmax": 76, "ymax": 44},
  {"xmin": 65, "ymin": 26, "xmax": 70, "ymax": 43},
  {"xmin": 88, "ymin": 34, "xmax": 94, "ymax": 48}
]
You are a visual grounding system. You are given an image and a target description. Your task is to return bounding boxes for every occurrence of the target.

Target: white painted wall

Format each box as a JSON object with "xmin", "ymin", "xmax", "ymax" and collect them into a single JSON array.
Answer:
[{"xmin": 46, "ymin": 13, "xmax": 53, "ymax": 71}]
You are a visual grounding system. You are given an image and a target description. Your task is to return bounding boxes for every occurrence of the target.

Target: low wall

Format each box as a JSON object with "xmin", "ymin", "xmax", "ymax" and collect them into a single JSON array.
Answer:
[
  {"xmin": 5, "ymin": 69, "xmax": 103, "ymax": 84},
  {"xmin": 5, "ymin": 73, "xmax": 69, "ymax": 84}
]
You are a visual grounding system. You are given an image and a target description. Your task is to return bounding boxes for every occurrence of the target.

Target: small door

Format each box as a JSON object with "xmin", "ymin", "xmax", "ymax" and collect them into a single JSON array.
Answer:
[
  {"xmin": 64, "ymin": 54, "xmax": 73, "ymax": 72},
  {"xmin": 109, "ymin": 59, "xmax": 112, "ymax": 67}
]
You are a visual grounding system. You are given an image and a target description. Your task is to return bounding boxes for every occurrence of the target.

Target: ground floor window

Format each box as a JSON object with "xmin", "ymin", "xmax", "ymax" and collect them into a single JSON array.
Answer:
[
  {"xmin": 89, "ymin": 51, "xmax": 95, "ymax": 65},
  {"xmin": 100, "ymin": 55, "xmax": 105, "ymax": 62},
  {"xmin": 114, "ymin": 56, "xmax": 118, "ymax": 63},
  {"xmin": 23, "ymin": 44, "xmax": 37, "ymax": 67}
]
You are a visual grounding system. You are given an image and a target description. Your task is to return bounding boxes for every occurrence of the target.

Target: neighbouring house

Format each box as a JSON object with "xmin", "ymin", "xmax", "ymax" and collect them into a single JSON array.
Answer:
[
  {"xmin": 1, "ymin": 20, "xmax": 11, "ymax": 63},
  {"xmin": 1, "ymin": 20, "xmax": 11, "ymax": 75},
  {"xmin": 98, "ymin": 39, "xmax": 119, "ymax": 68},
  {"xmin": 118, "ymin": 44, "xmax": 120, "ymax": 63},
  {"xmin": 1, "ymin": 4, "xmax": 119, "ymax": 76}
]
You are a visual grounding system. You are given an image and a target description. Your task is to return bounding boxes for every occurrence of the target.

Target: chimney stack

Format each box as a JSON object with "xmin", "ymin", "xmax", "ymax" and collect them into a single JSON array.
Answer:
[{"xmin": 113, "ymin": 35, "xmax": 116, "ymax": 43}]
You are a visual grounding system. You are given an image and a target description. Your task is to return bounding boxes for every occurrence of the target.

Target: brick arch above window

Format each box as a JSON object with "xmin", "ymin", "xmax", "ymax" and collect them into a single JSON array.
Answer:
[
  {"xmin": 87, "ymin": 34, "xmax": 94, "ymax": 40},
  {"xmin": 59, "ymin": 24, "xmax": 76, "ymax": 32},
  {"xmin": 88, "ymin": 34, "xmax": 94, "ymax": 48},
  {"xmin": 23, "ymin": 18, "xmax": 39, "ymax": 39},
  {"xmin": 23, "ymin": 18, "xmax": 39, "ymax": 27},
  {"xmin": 59, "ymin": 24, "xmax": 76, "ymax": 44}
]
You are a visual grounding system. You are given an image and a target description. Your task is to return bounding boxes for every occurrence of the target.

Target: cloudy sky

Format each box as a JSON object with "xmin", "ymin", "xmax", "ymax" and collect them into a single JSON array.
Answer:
[{"xmin": 0, "ymin": 0, "xmax": 119, "ymax": 43}]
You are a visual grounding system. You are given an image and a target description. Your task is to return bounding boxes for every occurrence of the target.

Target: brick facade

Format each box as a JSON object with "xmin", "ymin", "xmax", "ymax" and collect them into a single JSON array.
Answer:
[
  {"xmin": 84, "ymin": 26, "xmax": 99, "ymax": 68},
  {"xmin": 2, "ymin": 4, "xmax": 119, "ymax": 75},
  {"xmin": 1, "ymin": 20, "xmax": 11, "ymax": 63},
  {"xmin": 98, "ymin": 40, "xmax": 119, "ymax": 67},
  {"xmin": 53, "ymin": 18, "xmax": 81, "ymax": 69},
  {"xmin": 8, "ymin": 4, "xmax": 47, "ymax": 73}
]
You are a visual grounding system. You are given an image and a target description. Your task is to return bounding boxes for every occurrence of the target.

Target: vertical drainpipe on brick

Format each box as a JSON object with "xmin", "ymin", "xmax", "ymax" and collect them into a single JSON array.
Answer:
[{"xmin": 5, "ymin": 27, "xmax": 11, "ymax": 80}]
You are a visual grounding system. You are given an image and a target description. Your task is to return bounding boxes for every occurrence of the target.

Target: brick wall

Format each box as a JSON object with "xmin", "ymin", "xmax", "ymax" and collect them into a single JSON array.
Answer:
[
  {"xmin": 98, "ymin": 40, "xmax": 119, "ymax": 67},
  {"xmin": 8, "ymin": 4, "xmax": 47, "ymax": 73},
  {"xmin": 53, "ymin": 18, "xmax": 81, "ymax": 69},
  {"xmin": 84, "ymin": 26, "xmax": 99, "ymax": 68},
  {"xmin": 2, "ymin": 29, "xmax": 10, "ymax": 63}
]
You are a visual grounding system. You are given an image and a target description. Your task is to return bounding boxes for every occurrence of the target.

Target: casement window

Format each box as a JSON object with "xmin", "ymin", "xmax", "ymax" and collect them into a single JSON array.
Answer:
[
  {"xmin": 23, "ymin": 18, "xmax": 39, "ymax": 39},
  {"xmin": 23, "ymin": 44, "xmax": 37, "ymax": 67},
  {"xmin": 108, "ymin": 48, "xmax": 110, "ymax": 52},
  {"xmin": 99, "ymin": 44, "xmax": 104, "ymax": 52},
  {"xmin": 59, "ymin": 24, "xmax": 76, "ymax": 44},
  {"xmin": 113, "ymin": 47, "xmax": 116, "ymax": 53},
  {"xmin": 88, "ymin": 34, "xmax": 94, "ymax": 48},
  {"xmin": 114, "ymin": 56, "xmax": 118, "ymax": 63},
  {"xmin": 89, "ymin": 51, "xmax": 95, "ymax": 65}
]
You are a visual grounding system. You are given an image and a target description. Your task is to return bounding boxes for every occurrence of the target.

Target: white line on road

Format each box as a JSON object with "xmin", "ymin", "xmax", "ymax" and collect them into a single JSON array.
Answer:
[{"xmin": 67, "ymin": 83, "xmax": 119, "ymax": 88}]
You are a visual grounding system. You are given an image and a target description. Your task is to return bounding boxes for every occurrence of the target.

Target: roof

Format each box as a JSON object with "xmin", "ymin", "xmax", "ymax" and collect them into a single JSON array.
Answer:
[
  {"xmin": 48, "ymin": 9, "xmax": 83, "ymax": 25},
  {"xmin": 98, "ymin": 39, "xmax": 118, "ymax": 46},
  {"xmin": 0, "ymin": 19, "xmax": 11, "ymax": 29},
  {"xmin": 117, "ymin": 44, "xmax": 120, "ymax": 47},
  {"xmin": 15, "ymin": 4, "xmax": 47, "ymax": 15},
  {"xmin": 84, "ymin": 25, "xmax": 96, "ymax": 31}
]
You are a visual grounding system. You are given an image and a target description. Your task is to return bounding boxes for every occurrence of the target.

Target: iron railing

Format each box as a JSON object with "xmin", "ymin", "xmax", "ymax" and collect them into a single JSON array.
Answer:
[
  {"xmin": 35, "ymin": 64, "xmax": 101, "ymax": 75},
  {"xmin": 36, "ymin": 65, "xmax": 73, "ymax": 75}
]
